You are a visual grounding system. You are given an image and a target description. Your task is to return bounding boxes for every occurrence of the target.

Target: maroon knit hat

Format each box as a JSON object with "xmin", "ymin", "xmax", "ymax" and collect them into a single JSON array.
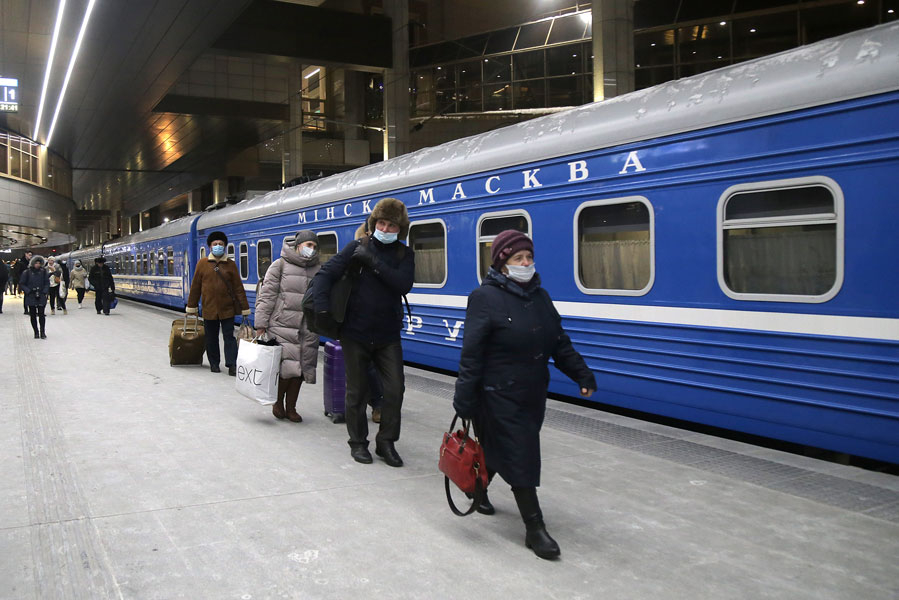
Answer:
[{"xmin": 491, "ymin": 230, "xmax": 534, "ymax": 269}]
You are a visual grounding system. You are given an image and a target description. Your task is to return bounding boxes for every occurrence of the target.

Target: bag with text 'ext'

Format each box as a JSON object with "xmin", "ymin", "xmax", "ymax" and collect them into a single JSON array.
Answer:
[{"xmin": 235, "ymin": 338, "xmax": 282, "ymax": 406}]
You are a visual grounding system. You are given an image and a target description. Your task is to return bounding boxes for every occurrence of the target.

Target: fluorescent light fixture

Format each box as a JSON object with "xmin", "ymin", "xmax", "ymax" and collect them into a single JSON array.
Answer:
[
  {"xmin": 46, "ymin": 0, "xmax": 97, "ymax": 147},
  {"xmin": 34, "ymin": 0, "xmax": 68, "ymax": 140},
  {"xmin": 578, "ymin": 11, "xmax": 591, "ymax": 24},
  {"xmin": 304, "ymin": 68, "xmax": 321, "ymax": 79}
]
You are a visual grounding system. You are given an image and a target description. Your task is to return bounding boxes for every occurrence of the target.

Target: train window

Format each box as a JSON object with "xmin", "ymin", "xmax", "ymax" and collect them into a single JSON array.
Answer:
[
  {"xmin": 718, "ymin": 177, "xmax": 843, "ymax": 302},
  {"xmin": 477, "ymin": 211, "xmax": 531, "ymax": 281},
  {"xmin": 157, "ymin": 250, "xmax": 165, "ymax": 275},
  {"xmin": 227, "ymin": 243, "xmax": 235, "ymax": 261},
  {"xmin": 167, "ymin": 247, "xmax": 174, "ymax": 275},
  {"xmin": 408, "ymin": 220, "xmax": 447, "ymax": 287},
  {"xmin": 239, "ymin": 242, "xmax": 250, "ymax": 279},
  {"xmin": 200, "ymin": 247, "xmax": 206, "ymax": 260},
  {"xmin": 575, "ymin": 197, "xmax": 654, "ymax": 295},
  {"xmin": 256, "ymin": 240, "xmax": 270, "ymax": 280},
  {"xmin": 317, "ymin": 232, "xmax": 338, "ymax": 264},
  {"xmin": 149, "ymin": 251, "xmax": 156, "ymax": 276}
]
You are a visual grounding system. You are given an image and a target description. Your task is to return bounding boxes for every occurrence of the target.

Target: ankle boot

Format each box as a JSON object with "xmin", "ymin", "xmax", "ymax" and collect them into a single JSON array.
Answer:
[
  {"xmin": 272, "ymin": 396, "xmax": 286, "ymax": 420},
  {"xmin": 285, "ymin": 393, "xmax": 302, "ymax": 423},
  {"xmin": 513, "ymin": 487, "xmax": 560, "ymax": 559}
]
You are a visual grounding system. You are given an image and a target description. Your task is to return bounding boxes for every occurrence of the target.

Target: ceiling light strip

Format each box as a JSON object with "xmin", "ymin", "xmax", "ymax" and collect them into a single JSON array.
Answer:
[
  {"xmin": 34, "ymin": 0, "xmax": 68, "ymax": 141},
  {"xmin": 46, "ymin": 0, "xmax": 97, "ymax": 147}
]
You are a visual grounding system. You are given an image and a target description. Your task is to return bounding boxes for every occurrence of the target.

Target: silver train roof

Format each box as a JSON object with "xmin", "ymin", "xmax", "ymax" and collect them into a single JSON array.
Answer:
[{"xmin": 175, "ymin": 23, "xmax": 898, "ymax": 234}]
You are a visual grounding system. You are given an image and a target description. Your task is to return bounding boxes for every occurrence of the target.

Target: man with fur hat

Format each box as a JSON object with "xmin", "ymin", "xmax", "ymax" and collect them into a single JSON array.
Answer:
[
  {"xmin": 313, "ymin": 197, "xmax": 415, "ymax": 466},
  {"xmin": 186, "ymin": 231, "xmax": 251, "ymax": 375},
  {"xmin": 19, "ymin": 255, "xmax": 50, "ymax": 338},
  {"xmin": 88, "ymin": 256, "xmax": 116, "ymax": 315}
]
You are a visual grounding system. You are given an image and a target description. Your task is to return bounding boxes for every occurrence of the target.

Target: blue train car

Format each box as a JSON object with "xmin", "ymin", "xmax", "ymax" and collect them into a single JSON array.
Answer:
[{"xmin": 69, "ymin": 24, "xmax": 899, "ymax": 462}]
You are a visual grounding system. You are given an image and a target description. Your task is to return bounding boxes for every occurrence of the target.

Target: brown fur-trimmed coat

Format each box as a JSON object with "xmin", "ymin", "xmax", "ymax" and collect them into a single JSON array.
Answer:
[{"xmin": 186, "ymin": 255, "xmax": 250, "ymax": 320}]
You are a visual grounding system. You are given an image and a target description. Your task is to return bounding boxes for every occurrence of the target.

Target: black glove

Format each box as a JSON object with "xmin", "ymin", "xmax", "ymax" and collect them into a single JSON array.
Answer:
[{"xmin": 352, "ymin": 243, "xmax": 377, "ymax": 269}]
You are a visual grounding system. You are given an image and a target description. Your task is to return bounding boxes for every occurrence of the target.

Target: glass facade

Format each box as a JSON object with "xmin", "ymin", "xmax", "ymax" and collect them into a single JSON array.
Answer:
[
  {"xmin": 0, "ymin": 127, "xmax": 73, "ymax": 197},
  {"xmin": 410, "ymin": 13, "xmax": 593, "ymax": 116}
]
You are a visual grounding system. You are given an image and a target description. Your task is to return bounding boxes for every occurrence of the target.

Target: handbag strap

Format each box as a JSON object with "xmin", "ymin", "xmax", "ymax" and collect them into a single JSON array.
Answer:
[{"xmin": 212, "ymin": 262, "xmax": 241, "ymax": 313}]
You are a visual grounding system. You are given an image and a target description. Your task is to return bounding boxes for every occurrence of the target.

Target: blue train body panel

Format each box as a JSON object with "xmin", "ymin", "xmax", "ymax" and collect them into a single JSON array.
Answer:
[{"xmin": 65, "ymin": 25, "xmax": 899, "ymax": 463}]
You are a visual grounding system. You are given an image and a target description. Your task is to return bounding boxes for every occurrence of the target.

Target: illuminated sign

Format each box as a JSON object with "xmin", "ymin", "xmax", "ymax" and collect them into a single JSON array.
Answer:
[{"xmin": 0, "ymin": 78, "xmax": 18, "ymax": 112}]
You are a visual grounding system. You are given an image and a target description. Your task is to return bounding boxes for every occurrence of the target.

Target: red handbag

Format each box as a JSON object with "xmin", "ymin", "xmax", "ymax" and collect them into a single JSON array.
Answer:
[{"xmin": 438, "ymin": 415, "xmax": 489, "ymax": 516}]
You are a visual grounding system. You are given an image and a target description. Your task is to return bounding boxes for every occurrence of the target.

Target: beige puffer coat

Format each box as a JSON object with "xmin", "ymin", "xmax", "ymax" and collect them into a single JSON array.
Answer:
[{"xmin": 254, "ymin": 240, "xmax": 321, "ymax": 381}]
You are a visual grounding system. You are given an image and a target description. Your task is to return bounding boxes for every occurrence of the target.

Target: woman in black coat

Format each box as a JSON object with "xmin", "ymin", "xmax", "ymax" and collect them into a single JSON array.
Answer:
[
  {"xmin": 18, "ymin": 255, "xmax": 50, "ymax": 339},
  {"xmin": 453, "ymin": 230, "xmax": 596, "ymax": 560}
]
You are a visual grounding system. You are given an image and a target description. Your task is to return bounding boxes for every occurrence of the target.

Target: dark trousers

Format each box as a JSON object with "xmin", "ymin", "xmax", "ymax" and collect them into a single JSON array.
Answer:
[
  {"xmin": 27, "ymin": 306, "xmax": 46, "ymax": 334},
  {"xmin": 95, "ymin": 289, "xmax": 112, "ymax": 314},
  {"xmin": 76, "ymin": 288, "xmax": 86, "ymax": 303},
  {"xmin": 49, "ymin": 288, "xmax": 58, "ymax": 310},
  {"xmin": 0, "ymin": 287, "xmax": 3, "ymax": 311},
  {"xmin": 367, "ymin": 363, "xmax": 383, "ymax": 409},
  {"xmin": 205, "ymin": 317, "xmax": 237, "ymax": 368},
  {"xmin": 341, "ymin": 337, "xmax": 404, "ymax": 448}
]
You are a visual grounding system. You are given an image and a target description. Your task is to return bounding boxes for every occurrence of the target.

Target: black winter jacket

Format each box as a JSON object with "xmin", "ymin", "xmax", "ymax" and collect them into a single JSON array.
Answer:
[
  {"xmin": 0, "ymin": 261, "xmax": 7, "ymax": 286},
  {"xmin": 19, "ymin": 266, "xmax": 50, "ymax": 308},
  {"xmin": 313, "ymin": 236, "xmax": 414, "ymax": 344},
  {"xmin": 89, "ymin": 265, "xmax": 115, "ymax": 294},
  {"xmin": 453, "ymin": 269, "xmax": 596, "ymax": 487}
]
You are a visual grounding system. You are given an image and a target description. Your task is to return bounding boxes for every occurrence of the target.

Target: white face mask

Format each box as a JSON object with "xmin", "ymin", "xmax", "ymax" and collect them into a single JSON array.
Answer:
[
  {"xmin": 505, "ymin": 263, "xmax": 536, "ymax": 283},
  {"xmin": 300, "ymin": 246, "xmax": 316, "ymax": 258},
  {"xmin": 373, "ymin": 229, "xmax": 398, "ymax": 244}
]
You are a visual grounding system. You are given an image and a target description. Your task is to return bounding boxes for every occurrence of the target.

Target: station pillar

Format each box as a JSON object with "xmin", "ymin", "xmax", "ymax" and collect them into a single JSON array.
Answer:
[
  {"xmin": 382, "ymin": 0, "xmax": 410, "ymax": 160},
  {"xmin": 591, "ymin": 0, "xmax": 635, "ymax": 101},
  {"xmin": 282, "ymin": 62, "xmax": 303, "ymax": 185}
]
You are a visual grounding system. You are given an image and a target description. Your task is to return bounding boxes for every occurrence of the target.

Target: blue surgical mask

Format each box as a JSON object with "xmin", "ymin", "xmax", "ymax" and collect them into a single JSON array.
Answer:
[
  {"xmin": 505, "ymin": 263, "xmax": 536, "ymax": 283},
  {"xmin": 373, "ymin": 229, "xmax": 398, "ymax": 244},
  {"xmin": 300, "ymin": 246, "xmax": 316, "ymax": 258},
  {"xmin": 211, "ymin": 245, "xmax": 225, "ymax": 257}
]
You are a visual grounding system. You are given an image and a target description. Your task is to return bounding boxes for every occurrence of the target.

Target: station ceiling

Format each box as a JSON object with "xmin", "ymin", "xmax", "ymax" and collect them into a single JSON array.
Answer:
[{"xmin": 0, "ymin": 0, "xmax": 389, "ymax": 223}]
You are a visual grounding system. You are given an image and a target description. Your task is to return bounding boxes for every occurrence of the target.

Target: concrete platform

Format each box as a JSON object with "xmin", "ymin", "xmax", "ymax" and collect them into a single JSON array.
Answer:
[{"xmin": 2, "ymin": 294, "xmax": 897, "ymax": 600}]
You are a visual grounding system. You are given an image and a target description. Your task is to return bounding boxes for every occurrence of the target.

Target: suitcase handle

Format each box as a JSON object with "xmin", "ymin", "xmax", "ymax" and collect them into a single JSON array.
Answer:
[{"xmin": 182, "ymin": 314, "xmax": 201, "ymax": 333}]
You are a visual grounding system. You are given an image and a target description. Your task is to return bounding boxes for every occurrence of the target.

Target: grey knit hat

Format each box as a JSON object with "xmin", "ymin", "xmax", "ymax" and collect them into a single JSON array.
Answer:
[{"xmin": 292, "ymin": 230, "xmax": 318, "ymax": 247}]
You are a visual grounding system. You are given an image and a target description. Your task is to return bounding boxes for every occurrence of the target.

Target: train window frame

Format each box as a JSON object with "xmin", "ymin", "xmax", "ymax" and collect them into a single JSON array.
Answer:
[
  {"xmin": 407, "ymin": 218, "xmax": 447, "ymax": 288},
  {"xmin": 157, "ymin": 250, "xmax": 165, "ymax": 275},
  {"xmin": 200, "ymin": 246, "xmax": 206, "ymax": 260},
  {"xmin": 476, "ymin": 210, "xmax": 532, "ymax": 284},
  {"xmin": 315, "ymin": 231, "xmax": 338, "ymax": 265},
  {"xmin": 255, "ymin": 238, "xmax": 268, "ymax": 281},
  {"xmin": 227, "ymin": 243, "xmax": 235, "ymax": 261},
  {"xmin": 573, "ymin": 196, "xmax": 655, "ymax": 296},
  {"xmin": 237, "ymin": 242, "xmax": 250, "ymax": 281},
  {"xmin": 167, "ymin": 247, "xmax": 174, "ymax": 276},
  {"xmin": 716, "ymin": 176, "xmax": 844, "ymax": 303}
]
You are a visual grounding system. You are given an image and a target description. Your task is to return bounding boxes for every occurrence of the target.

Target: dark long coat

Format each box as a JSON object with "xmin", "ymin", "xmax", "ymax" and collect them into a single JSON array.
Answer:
[
  {"xmin": 19, "ymin": 266, "xmax": 50, "ymax": 308},
  {"xmin": 453, "ymin": 269, "xmax": 597, "ymax": 488}
]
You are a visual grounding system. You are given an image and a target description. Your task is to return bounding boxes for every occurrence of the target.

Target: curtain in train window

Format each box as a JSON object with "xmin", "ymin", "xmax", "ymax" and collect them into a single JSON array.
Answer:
[
  {"xmin": 167, "ymin": 247, "xmax": 174, "ymax": 275},
  {"xmin": 722, "ymin": 186, "xmax": 837, "ymax": 296},
  {"xmin": 253, "ymin": 240, "xmax": 272, "ymax": 281},
  {"xmin": 408, "ymin": 221, "xmax": 446, "ymax": 285},
  {"xmin": 150, "ymin": 251, "xmax": 157, "ymax": 276},
  {"xmin": 227, "ymin": 243, "xmax": 235, "ymax": 261},
  {"xmin": 478, "ymin": 214, "xmax": 530, "ymax": 280},
  {"xmin": 578, "ymin": 201, "xmax": 652, "ymax": 291},
  {"xmin": 317, "ymin": 233, "xmax": 338, "ymax": 264},
  {"xmin": 157, "ymin": 251, "xmax": 165, "ymax": 275},
  {"xmin": 143, "ymin": 253, "xmax": 149, "ymax": 275}
]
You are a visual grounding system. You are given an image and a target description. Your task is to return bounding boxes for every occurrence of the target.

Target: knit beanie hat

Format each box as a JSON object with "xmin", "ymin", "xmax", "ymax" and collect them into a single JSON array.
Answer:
[
  {"xmin": 491, "ymin": 230, "xmax": 534, "ymax": 269},
  {"xmin": 292, "ymin": 230, "xmax": 318, "ymax": 247}
]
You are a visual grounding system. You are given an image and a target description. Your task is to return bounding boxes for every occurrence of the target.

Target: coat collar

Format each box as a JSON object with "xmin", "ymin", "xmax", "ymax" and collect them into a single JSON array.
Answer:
[{"xmin": 484, "ymin": 267, "xmax": 541, "ymax": 298}]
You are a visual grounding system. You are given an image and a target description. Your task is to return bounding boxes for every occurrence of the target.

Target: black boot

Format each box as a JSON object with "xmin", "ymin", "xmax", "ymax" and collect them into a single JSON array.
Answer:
[{"xmin": 513, "ymin": 487, "xmax": 560, "ymax": 560}]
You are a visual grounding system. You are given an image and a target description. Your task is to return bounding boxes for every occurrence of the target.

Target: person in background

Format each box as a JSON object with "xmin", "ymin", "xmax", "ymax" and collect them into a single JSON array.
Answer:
[
  {"xmin": 69, "ymin": 260, "xmax": 89, "ymax": 309},
  {"xmin": 16, "ymin": 250, "xmax": 33, "ymax": 311},
  {"xmin": 313, "ymin": 198, "xmax": 415, "ymax": 467},
  {"xmin": 7, "ymin": 260, "xmax": 19, "ymax": 296},
  {"xmin": 0, "ymin": 259, "xmax": 8, "ymax": 313},
  {"xmin": 59, "ymin": 258, "xmax": 70, "ymax": 313},
  {"xmin": 89, "ymin": 257, "xmax": 115, "ymax": 315},
  {"xmin": 186, "ymin": 231, "xmax": 250, "ymax": 375},
  {"xmin": 452, "ymin": 230, "xmax": 596, "ymax": 560},
  {"xmin": 254, "ymin": 230, "xmax": 321, "ymax": 422},
  {"xmin": 19, "ymin": 255, "xmax": 50, "ymax": 339},
  {"xmin": 46, "ymin": 257, "xmax": 63, "ymax": 315}
]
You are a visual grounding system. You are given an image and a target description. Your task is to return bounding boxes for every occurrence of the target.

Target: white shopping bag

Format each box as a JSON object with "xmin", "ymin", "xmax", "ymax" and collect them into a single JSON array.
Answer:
[{"xmin": 235, "ymin": 339, "xmax": 282, "ymax": 405}]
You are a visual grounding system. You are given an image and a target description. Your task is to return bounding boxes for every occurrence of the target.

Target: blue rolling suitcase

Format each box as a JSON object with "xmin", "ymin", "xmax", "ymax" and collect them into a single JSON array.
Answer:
[{"xmin": 323, "ymin": 340, "xmax": 346, "ymax": 423}]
